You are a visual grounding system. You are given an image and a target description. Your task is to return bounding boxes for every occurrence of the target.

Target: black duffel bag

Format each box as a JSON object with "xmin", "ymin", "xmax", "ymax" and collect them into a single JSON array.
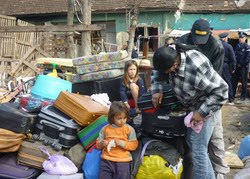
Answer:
[{"xmin": 141, "ymin": 108, "xmax": 187, "ymax": 139}]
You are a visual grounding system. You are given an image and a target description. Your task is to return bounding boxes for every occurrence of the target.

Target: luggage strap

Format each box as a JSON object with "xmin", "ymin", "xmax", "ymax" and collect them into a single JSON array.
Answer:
[{"xmin": 140, "ymin": 139, "xmax": 161, "ymax": 163}]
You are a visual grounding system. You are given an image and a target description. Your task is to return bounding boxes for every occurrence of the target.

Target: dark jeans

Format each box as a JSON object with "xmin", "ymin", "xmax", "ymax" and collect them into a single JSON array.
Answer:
[
  {"xmin": 222, "ymin": 63, "xmax": 234, "ymax": 102},
  {"xmin": 99, "ymin": 159, "xmax": 130, "ymax": 179},
  {"xmin": 231, "ymin": 65, "xmax": 249, "ymax": 100}
]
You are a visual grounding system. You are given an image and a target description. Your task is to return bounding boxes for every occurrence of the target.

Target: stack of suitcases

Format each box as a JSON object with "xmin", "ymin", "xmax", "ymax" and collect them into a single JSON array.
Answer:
[
  {"xmin": 0, "ymin": 102, "xmax": 42, "ymax": 178},
  {"xmin": 0, "ymin": 89, "xmax": 112, "ymax": 178}
]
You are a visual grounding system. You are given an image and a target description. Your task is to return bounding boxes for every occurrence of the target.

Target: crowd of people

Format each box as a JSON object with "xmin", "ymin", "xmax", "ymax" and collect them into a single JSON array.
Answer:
[{"xmin": 95, "ymin": 18, "xmax": 249, "ymax": 179}]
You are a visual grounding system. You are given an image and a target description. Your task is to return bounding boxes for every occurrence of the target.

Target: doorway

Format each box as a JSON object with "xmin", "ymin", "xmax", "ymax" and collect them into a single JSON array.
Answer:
[{"xmin": 135, "ymin": 26, "xmax": 159, "ymax": 52}]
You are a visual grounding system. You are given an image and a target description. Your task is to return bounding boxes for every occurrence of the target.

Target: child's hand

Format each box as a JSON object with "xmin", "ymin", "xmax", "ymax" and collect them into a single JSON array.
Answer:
[
  {"xmin": 100, "ymin": 140, "xmax": 109, "ymax": 148},
  {"xmin": 115, "ymin": 139, "xmax": 124, "ymax": 147},
  {"xmin": 124, "ymin": 102, "xmax": 130, "ymax": 110}
]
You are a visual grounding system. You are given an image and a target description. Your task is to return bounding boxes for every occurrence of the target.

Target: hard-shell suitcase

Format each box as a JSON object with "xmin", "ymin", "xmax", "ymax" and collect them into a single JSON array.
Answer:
[
  {"xmin": 0, "ymin": 152, "xmax": 41, "ymax": 179},
  {"xmin": 77, "ymin": 116, "xmax": 108, "ymax": 148},
  {"xmin": 34, "ymin": 105, "xmax": 81, "ymax": 150},
  {"xmin": 137, "ymin": 84, "xmax": 181, "ymax": 111},
  {"xmin": 0, "ymin": 102, "xmax": 36, "ymax": 134},
  {"xmin": 72, "ymin": 75, "xmax": 123, "ymax": 102},
  {"xmin": 54, "ymin": 91, "xmax": 109, "ymax": 126},
  {"xmin": 17, "ymin": 140, "xmax": 64, "ymax": 169},
  {"xmin": 141, "ymin": 108, "xmax": 187, "ymax": 138}
]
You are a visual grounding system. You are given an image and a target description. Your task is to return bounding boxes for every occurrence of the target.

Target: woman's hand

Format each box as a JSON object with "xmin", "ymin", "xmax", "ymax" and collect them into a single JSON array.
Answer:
[
  {"xmin": 152, "ymin": 92, "xmax": 163, "ymax": 108},
  {"xmin": 192, "ymin": 111, "xmax": 203, "ymax": 125}
]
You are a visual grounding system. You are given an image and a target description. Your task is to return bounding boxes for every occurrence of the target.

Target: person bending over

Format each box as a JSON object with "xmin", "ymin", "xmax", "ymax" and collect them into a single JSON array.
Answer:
[{"xmin": 152, "ymin": 43, "xmax": 228, "ymax": 179}]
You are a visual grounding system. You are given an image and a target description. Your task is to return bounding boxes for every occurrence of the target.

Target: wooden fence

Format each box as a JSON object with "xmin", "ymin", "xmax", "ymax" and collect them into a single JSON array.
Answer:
[{"xmin": 0, "ymin": 15, "xmax": 44, "ymax": 87}]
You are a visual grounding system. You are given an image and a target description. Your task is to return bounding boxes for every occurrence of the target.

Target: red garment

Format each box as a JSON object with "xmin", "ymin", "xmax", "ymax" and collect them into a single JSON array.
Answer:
[{"xmin": 128, "ymin": 99, "xmax": 135, "ymax": 108}]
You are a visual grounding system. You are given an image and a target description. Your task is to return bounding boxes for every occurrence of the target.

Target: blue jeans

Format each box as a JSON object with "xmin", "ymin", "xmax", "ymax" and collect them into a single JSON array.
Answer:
[
  {"xmin": 209, "ymin": 110, "xmax": 230, "ymax": 177},
  {"xmin": 186, "ymin": 110, "xmax": 218, "ymax": 179}
]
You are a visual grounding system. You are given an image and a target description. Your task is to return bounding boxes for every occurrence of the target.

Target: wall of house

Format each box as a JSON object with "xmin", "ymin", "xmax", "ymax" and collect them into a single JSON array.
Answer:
[
  {"xmin": 93, "ymin": 11, "xmax": 175, "ymax": 33},
  {"xmin": 173, "ymin": 13, "xmax": 250, "ymax": 30},
  {"xmin": 93, "ymin": 11, "xmax": 175, "ymax": 49}
]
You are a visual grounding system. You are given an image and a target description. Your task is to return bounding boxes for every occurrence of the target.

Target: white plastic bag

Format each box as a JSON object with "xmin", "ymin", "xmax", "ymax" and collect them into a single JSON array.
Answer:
[{"xmin": 40, "ymin": 147, "xmax": 78, "ymax": 175}]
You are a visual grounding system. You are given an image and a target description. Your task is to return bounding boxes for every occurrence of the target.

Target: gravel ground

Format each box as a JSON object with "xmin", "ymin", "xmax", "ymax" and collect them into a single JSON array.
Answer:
[{"xmin": 222, "ymin": 99, "xmax": 250, "ymax": 179}]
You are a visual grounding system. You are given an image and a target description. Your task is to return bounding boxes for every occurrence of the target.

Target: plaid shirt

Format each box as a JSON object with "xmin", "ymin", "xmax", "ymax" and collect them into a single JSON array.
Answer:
[{"xmin": 151, "ymin": 50, "xmax": 228, "ymax": 118}]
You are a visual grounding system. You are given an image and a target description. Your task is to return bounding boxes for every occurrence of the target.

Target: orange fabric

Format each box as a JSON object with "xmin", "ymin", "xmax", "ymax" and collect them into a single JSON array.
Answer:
[
  {"xmin": 96, "ymin": 124, "xmax": 138, "ymax": 162},
  {"xmin": 0, "ymin": 128, "xmax": 28, "ymax": 152}
]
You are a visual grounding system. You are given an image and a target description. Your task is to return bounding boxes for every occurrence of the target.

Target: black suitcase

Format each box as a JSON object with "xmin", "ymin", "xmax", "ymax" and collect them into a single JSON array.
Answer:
[
  {"xmin": 141, "ymin": 108, "xmax": 187, "ymax": 138},
  {"xmin": 0, "ymin": 152, "xmax": 41, "ymax": 179},
  {"xmin": 72, "ymin": 75, "xmax": 123, "ymax": 102},
  {"xmin": 0, "ymin": 102, "xmax": 36, "ymax": 134},
  {"xmin": 34, "ymin": 105, "xmax": 81, "ymax": 150},
  {"xmin": 137, "ymin": 84, "xmax": 181, "ymax": 111}
]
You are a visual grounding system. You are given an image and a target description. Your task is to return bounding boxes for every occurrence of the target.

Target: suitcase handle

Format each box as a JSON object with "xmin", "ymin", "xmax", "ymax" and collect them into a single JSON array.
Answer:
[{"xmin": 40, "ymin": 120, "xmax": 65, "ymax": 131}]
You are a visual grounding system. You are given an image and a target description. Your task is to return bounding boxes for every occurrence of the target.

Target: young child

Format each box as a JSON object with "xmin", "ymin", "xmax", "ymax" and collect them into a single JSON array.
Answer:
[
  {"xmin": 96, "ymin": 101, "xmax": 138, "ymax": 179},
  {"xmin": 120, "ymin": 60, "xmax": 146, "ymax": 115}
]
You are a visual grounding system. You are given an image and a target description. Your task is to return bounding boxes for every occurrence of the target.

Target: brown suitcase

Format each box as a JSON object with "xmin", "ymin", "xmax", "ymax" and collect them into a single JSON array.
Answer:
[
  {"xmin": 17, "ymin": 140, "xmax": 64, "ymax": 169},
  {"xmin": 54, "ymin": 91, "xmax": 109, "ymax": 126}
]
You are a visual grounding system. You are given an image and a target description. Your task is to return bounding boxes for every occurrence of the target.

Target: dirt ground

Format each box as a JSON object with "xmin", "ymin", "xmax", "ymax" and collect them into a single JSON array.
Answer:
[{"xmin": 222, "ymin": 98, "xmax": 250, "ymax": 179}]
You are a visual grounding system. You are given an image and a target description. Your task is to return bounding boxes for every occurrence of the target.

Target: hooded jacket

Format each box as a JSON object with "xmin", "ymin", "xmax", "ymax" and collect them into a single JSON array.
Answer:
[{"xmin": 177, "ymin": 33, "xmax": 225, "ymax": 76}]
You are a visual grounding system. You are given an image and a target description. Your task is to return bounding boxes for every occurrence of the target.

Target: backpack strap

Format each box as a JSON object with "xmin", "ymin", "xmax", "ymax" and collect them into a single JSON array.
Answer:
[{"xmin": 140, "ymin": 139, "xmax": 161, "ymax": 163}]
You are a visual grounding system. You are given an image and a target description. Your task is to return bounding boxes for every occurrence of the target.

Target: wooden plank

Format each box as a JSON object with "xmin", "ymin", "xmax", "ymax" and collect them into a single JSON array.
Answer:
[
  {"xmin": 0, "ymin": 86, "xmax": 22, "ymax": 103},
  {"xmin": 225, "ymin": 151, "xmax": 244, "ymax": 169},
  {"xmin": 0, "ymin": 14, "xmax": 16, "ymax": 20},
  {"xmin": 0, "ymin": 61, "xmax": 6, "ymax": 87},
  {"xmin": 0, "ymin": 35, "xmax": 15, "ymax": 38},
  {"xmin": 0, "ymin": 58, "xmax": 16, "ymax": 62},
  {"xmin": 0, "ymin": 24, "xmax": 106, "ymax": 32},
  {"xmin": 9, "ymin": 46, "xmax": 37, "ymax": 76},
  {"xmin": 35, "ymin": 46, "xmax": 52, "ymax": 58},
  {"xmin": 22, "ymin": 61, "xmax": 38, "ymax": 73},
  {"xmin": 16, "ymin": 40, "xmax": 32, "ymax": 47}
]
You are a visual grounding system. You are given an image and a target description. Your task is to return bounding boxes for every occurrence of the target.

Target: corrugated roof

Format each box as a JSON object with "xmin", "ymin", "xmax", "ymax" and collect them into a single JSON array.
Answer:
[
  {"xmin": 0, "ymin": 0, "xmax": 249, "ymax": 16},
  {"xmin": 0, "ymin": 0, "xmax": 179, "ymax": 16},
  {"xmin": 181, "ymin": 0, "xmax": 250, "ymax": 13}
]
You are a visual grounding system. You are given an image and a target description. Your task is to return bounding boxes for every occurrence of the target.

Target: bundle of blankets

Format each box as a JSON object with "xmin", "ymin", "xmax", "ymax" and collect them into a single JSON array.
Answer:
[{"xmin": 36, "ymin": 50, "xmax": 128, "ymax": 83}]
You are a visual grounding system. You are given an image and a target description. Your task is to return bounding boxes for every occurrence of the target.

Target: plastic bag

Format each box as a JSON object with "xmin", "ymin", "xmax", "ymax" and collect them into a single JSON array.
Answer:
[
  {"xmin": 19, "ymin": 94, "xmax": 53, "ymax": 112},
  {"xmin": 136, "ymin": 139, "xmax": 183, "ymax": 179},
  {"xmin": 40, "ymin": 147, "xmax": 78, "ymax": 175},
  {"xmin": 82, "ymin": 148, "xmax": 102, "ymax": 179},
  {"xmin": 136, "ymin": 155, "xmax": 183, "ymax": 179}
]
